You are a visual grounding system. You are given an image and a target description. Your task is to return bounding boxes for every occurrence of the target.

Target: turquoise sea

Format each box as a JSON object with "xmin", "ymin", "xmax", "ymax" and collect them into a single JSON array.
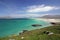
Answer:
[{"xmin": 0, "ymin": 18, "xmax": 51, "ymax": 37}]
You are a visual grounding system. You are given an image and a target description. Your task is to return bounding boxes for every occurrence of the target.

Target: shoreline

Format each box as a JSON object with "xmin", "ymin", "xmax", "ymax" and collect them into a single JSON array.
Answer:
[
  {"xmin": 0, "ymin": 25, "xmax": 60, "ymax": 40},
  {"xmin": 34, "ymin": 18, "xmax": 60, "ymax": 23},
  {"xmin": 0, "ymin": 18, "xmax": 52, "ymax": 37},
  {"xmin": 0, "ymin": 24, "xmax": 51, "ymax": 38},
  {"xmin": 0, "ymin": 18, "xmax": 59, "ymax": 38}
]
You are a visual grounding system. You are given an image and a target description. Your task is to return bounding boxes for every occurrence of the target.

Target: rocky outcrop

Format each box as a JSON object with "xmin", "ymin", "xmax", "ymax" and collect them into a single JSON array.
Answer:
[{"xmin": 32, "ymin": 24, "xmax": 42, "ymax": 27}]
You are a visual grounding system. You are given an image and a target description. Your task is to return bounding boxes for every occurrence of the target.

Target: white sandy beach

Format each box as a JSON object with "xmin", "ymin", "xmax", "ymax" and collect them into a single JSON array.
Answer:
[{"xmin": 35, "ymin": 18, "xmax": 60, "ymax": 22}]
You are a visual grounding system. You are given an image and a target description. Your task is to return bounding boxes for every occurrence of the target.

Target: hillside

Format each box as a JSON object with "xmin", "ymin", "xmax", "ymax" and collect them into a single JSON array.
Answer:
[
  {"xmin": 40, "ymin": 15, "xmax": 60, "ymax": 19},
  {"xmin": 0, "ymin": 25, "xmax": 60, "ymax": 40}
]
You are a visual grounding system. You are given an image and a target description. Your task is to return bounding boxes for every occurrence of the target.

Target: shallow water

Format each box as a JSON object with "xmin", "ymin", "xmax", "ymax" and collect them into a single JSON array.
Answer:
[{"xmin": 0, "ymin": 18, "xmax": 51, "ymax": 37}]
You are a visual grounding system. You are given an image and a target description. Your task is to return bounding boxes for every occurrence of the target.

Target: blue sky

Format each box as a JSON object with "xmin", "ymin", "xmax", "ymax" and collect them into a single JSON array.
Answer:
[{"xmin": 0, "ymin": 0, "xmax": 60, "ymax": 18}]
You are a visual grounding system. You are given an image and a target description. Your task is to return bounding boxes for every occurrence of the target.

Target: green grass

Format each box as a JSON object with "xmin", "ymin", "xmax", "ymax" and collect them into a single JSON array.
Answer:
[{"xmin": 0, "ymin": 25, "xmax": 60, "ymax": 40}]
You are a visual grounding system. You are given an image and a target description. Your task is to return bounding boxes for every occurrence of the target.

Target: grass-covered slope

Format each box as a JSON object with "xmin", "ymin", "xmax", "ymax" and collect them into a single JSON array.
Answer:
[{"xmin": 0, "ymin": 25, "xmax": 60, "ymax": 40}]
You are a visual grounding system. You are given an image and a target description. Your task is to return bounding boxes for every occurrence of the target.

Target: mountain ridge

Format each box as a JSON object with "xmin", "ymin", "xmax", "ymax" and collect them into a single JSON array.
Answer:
[{"xmin": 40, "ymin": 15, "xmax": 60, "ymax": 19}]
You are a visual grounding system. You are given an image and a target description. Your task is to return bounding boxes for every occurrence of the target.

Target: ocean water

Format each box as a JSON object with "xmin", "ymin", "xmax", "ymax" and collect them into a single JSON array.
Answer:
[{"xmin": 0, "ymin": 18, "xmax": 51, "ymax": 37}]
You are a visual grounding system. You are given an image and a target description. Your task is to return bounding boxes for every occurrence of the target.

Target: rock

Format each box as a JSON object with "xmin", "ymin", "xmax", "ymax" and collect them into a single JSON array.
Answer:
[
  {"xmin": 48, "ymin": 32, "xmax": 54, "ymax": 35},
  {"xmin": 50, "ymin": 22, "xmax": 56, "ymax": 25},
  {"xmin": 43, "ymin": 31, "xmax": 54, "ymax": 35},
  {"xmin": 23, "ymin": 30, "xmax": 28, "ymax": 33},
  {"xmin": 43, "ymin": 31, "xmax": 47, "ymax": 33},
  {"xmin": 32, "ymin": 24, "xmax": 42, "ymax": 27},
  {"xmin": 43, "ymin": 31, "xmax": 49, "ymax": 34},
  {"xmin": 19, "ymin": 33, "xmax": 22, "ymax": 35}
]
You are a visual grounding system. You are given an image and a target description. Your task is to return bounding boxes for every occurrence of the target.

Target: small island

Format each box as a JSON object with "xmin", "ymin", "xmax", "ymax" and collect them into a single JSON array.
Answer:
[
  {"xmin": 50, "ymin": 22, "xmax": 56, "ymax": 25},
  {"xmin": 32, "ymin": 24, "xmax": 42, "ymax": 27}
]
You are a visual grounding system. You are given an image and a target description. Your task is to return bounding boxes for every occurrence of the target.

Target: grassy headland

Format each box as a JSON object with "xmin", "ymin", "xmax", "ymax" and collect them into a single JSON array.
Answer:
[{"xmin": 0, "ymin": 24, "xmax": 60, "ymax": 40}]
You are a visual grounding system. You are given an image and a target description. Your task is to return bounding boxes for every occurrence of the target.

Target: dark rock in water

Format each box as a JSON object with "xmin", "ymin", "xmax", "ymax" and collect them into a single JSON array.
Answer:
[
  {"xmin": 19, "ymin": 33, "xmax": 22, "ymax": 35},
  {"xmin": 50, "ymin": 22, "xmax": 56, "ymax": 25},
  {"xmin": 32, "ymin": 24, "xmax": 42, "ymax": 27},
  {"xmin": 19, "ymin": 30, "xmax": 28, "ymax": 35},
  {"xmin": 23, "ymin": 30, "xmax": 28, "ymax": 33}
]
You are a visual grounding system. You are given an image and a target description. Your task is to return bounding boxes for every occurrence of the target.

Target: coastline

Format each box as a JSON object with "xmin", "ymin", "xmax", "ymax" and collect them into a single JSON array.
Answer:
[
  {"xmin": 0, "ymin": 25, "xmax": 60, "ymax": 40},
  {"xmin": 0, "ymin": 18, "xmax": 59, "ymax": 38},
  {"xmin": 0, "ymin": 18, "xmax": 51, "ymax": 37},
  {"xmin": 35, "ymin": 18, "xmax": 60, "ymax": 22}
]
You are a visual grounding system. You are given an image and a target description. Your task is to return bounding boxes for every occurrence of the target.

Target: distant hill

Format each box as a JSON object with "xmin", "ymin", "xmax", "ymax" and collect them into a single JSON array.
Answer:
[{"xmin": 40, "ymin": 15, "xmax": 60, "ymax": 19}]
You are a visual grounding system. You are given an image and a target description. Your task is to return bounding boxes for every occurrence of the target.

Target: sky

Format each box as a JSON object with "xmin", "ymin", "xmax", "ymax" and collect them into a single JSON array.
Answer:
[{"xmin": 0, "ymin": 0, "xmax": 60, "ymax": 18}]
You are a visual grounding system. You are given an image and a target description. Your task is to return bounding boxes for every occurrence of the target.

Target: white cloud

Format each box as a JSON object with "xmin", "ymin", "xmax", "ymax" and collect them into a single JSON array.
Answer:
[
  {"xmin": 9, "ymin": 4, "xmax": 60, "ymax": 18},
  {"xmin": 26, "ymin": 4, "xmax": 59, "ymax": 12}
]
